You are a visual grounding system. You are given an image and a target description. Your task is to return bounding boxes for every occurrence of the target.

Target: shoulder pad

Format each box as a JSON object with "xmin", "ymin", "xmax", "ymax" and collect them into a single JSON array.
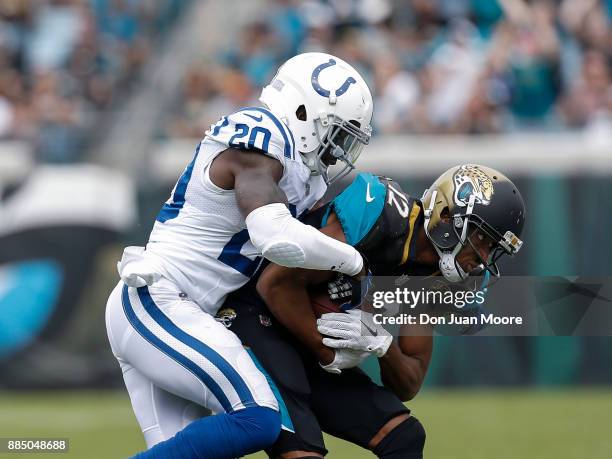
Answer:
[
  {"xmin": 328, "ymin": 172, "xmax": 386, "ymax": 246},
  {"xmin": 359, "ymin": 177, "xmax": 419, "ymax": 274},
  {"xmin": 206, "ymin": 107, "xmax": 296, "ymax": 163}
]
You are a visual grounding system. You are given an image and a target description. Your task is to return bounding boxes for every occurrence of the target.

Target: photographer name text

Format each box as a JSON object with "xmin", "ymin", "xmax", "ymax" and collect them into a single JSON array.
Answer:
[{"xmin": 373, "ymin": 313, "xmax": 523, "ymax": 326}]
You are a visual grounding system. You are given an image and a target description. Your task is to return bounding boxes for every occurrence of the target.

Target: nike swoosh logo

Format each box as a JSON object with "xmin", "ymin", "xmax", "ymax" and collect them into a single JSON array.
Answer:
[
  {"xmin": 361, "ymin": 318, "xmax": 378, "ymax": 336},
  {"xmin": 366, "ymin": 183, "xmax": 375, "ymax": 203},
  {"xmin": 244, "ymin": 113, "xmax": 263, "ymax": 122}
]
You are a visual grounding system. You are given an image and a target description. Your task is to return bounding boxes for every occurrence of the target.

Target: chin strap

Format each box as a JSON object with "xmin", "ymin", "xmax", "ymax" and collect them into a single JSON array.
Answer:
[
  {"xmin": 437, "ymin": 251, "xmax": 467, "ymax": 282},
  {"xmin": 300, "ymin": 149, "xmax": 321, "ymax": 176},
  {"xmin": 423, "ymin": 192, "xmax": 476, "ymax": 283}
]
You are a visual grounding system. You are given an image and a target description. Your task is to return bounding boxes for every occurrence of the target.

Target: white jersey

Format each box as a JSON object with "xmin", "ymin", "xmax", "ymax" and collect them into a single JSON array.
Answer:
[{"xmin": 143, "ymin": 107, "xmax": 327, "ymax": 315}]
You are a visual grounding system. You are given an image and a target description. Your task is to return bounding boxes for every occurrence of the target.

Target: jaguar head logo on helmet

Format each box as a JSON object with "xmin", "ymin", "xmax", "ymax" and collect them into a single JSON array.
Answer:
[
  {"xmin": 260, "ymin": 52, "xmax": 374, "ymax": 184},
  {"xmin": 421, "ymin": 164, "xmax": 525, "ymax": 283},
  {"xmin": 453, "ymin": 164, "xmax": 494, "ymax": 206}
]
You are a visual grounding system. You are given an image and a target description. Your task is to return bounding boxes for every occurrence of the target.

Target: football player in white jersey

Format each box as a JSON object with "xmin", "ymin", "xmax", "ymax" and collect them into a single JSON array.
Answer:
[{"xmin": 105, "ymin": 53, "xmax": 374, "ymax": 458}]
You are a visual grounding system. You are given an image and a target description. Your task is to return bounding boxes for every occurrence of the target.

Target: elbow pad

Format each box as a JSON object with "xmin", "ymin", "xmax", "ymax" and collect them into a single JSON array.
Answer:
[{"xmin": 245, "ymin": 203, "xmax": 363, "ymax": 276}]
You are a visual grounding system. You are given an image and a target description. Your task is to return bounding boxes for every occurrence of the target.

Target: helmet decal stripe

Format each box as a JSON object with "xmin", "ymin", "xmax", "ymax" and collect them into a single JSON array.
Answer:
[{"xmin": 311, "ymin": 59, "xmax": 357, "ymax": 98}]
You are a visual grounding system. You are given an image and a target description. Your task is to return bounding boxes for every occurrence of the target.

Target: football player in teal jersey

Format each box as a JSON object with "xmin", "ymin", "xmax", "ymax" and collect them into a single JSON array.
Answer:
[{"xmin": 223, "ymin": 164, "xmax": 525, "ymax": 458}]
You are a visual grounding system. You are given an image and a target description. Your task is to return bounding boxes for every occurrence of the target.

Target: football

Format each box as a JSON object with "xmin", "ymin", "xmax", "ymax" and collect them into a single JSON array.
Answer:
[{"xmin": 308, "ymin": 283, "xmax": 344, "ymax": 318}]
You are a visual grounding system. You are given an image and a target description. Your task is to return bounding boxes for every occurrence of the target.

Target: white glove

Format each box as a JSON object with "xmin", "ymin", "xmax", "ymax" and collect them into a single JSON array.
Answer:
[
  {"xmin": 317, "ymin": 310, "xmax": 393, "ymax": 358},
  {"xmin": 117, "ymin": 246, "xmax": 161, "ymax": 288},
  {"xmin": 319, "ymin": 348, "xmax": 370, "ymax": 374}
]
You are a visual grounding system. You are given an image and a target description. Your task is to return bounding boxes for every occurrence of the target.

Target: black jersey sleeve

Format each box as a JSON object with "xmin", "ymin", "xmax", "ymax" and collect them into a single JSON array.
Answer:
[
  {"xmin": 303, "ymin": 174, "xmax": 424, "ymax": 275},
  {"xmin": 355, "ymin": 177, "xmax": 422, "ymax": 274}
]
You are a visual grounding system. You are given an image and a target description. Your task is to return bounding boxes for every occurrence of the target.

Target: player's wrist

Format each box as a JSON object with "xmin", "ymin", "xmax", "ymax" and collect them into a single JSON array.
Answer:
[
  {"xmin": 352, "ymin": 264, "xmax": 367, "ymax": 280},
  {"xmin": 319, "ymin": 349, "xmax": 343, "ymax": 373},
  {"xmin": 378, "ymin": 340, "xmax": 397, "ymax": 361},
  {"xmin": 373, "ymin": 335, "xmax": 393, "ymax": 358},
  {"xmin": 317, "ymin": 346, "xmax": 336, "ymax": 366},
  {"xmin": 344, "ymin": 251, "xmax": 364, "ymax": 277},
  {"xmin": 352, "ymin": 251, "xmax": 370, "ymax": 278}
]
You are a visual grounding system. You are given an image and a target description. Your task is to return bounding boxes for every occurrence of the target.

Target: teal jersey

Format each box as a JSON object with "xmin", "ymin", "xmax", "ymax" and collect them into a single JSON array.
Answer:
[{"xmin": 310, "ymin": 173, "xmax": 426, "ymax": 276}]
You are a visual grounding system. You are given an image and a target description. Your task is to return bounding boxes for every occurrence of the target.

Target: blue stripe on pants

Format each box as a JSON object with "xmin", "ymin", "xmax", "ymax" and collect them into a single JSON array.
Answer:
[{"xmin": 121, "ymin": 284, "xmax": 256, "ymax": 412}]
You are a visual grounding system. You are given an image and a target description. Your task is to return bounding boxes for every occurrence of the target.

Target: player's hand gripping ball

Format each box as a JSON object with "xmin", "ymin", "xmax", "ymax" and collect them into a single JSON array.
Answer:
[{"xmin": 310, "ymin": 269, "xmax": 373, "ymax": 317}]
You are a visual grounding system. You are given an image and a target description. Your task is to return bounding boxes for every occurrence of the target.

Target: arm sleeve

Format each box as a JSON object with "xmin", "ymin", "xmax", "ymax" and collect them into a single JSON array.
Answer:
[{"xmin": 246, "ymin": 203, "xmax": 363, "ymax": 276}]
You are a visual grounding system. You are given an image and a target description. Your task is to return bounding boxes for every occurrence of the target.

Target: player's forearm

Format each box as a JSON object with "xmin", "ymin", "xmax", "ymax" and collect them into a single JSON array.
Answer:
[
  {"xmin": 246, "ymin": 203, "xmax": 363, "ymax": 276},
  {"xmin": 257, "ymin": 268, "xmax": 335, "ymax": 365},
  {"xmin": 378, "ymin": 343, "xmax": 427, "ymax": 401},
  {"xmin": 233, "ymin": 156, "xmax": 363, "ymax": 276}
]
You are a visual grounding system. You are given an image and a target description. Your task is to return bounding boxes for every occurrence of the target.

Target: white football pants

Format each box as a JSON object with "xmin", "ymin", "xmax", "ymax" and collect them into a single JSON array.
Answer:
[{"xmin": 105, "ymin": 278, "xmax": 278, "ymax": 447}]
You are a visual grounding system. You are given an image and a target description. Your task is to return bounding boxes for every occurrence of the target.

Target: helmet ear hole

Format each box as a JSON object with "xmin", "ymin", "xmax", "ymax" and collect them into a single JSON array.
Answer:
[
  {"xmin": 440, "ymin": 206, "xmax": 451, "ymax": 222},
  {"xmin": 296, "ymin": 105, "xmax": 307, "ymax": 121}
]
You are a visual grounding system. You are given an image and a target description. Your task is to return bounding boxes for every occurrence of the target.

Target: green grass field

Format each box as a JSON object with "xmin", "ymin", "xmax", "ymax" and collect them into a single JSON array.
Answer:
[{"xmin": 0, "ymin": 389, "xmax": 610, "ymax": 458}]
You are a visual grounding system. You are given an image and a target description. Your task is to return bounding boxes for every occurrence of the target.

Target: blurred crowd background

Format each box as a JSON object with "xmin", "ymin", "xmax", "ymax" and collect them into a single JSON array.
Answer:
[
  {"xmin": 163, "ymin": 0, "xmax": 612, "ymax": 138},
  {"xmin": 0, "ymin": 0, "xmax": 187, "ymax": 162},
  {"xmin": 1, "ymin": 0, "xmax": 611, "ymax": 163}
]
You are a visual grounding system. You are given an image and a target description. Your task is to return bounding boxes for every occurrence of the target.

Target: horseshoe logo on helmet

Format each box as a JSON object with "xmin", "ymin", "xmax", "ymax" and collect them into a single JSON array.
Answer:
[{"xmin": 311, "ymin": 59, "xmax": 357, "ymax": 98}]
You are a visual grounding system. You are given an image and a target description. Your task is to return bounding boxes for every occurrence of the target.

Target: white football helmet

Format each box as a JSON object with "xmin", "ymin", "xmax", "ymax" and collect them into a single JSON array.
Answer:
[{"xmin": 260, "ymin": 53, "xmax": 373, "ymax": 184}]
